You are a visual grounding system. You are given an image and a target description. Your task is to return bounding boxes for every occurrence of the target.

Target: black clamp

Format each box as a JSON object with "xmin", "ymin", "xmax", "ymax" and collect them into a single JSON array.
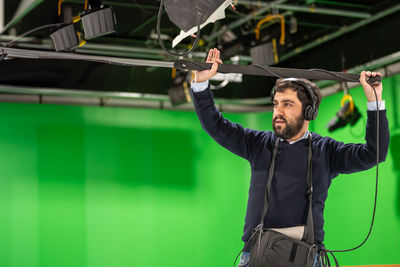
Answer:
[
  {"xmin": 0, "ymin": 48, "xmax": 8, "ymax": 61},
  {"xmin": 306, "ymin": 187, "xmax": 313, "ymax": 196}
]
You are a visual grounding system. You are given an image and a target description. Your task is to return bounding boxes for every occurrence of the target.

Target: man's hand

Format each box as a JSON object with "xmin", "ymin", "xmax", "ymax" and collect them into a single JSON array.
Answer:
[
  {"xmin": 360, "ymin": 71, "xmax": 383, "ymax": 102},
  {"xmin": 194, "ymin": 48, "xmax": 223, "ymax": 83}
]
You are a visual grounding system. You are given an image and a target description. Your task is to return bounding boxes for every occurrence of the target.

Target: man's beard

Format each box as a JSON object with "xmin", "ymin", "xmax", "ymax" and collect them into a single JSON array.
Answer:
[{"xmin": 272, "ymin": 114, "xmax": 305, "ymax": 139}]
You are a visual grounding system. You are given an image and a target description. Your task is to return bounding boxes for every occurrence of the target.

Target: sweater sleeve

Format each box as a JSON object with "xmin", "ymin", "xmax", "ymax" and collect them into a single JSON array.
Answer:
[
  {"xmin": 329, "ymin": 110, "xmax": 390, "ymax": 174},
  {"xmin": 191, "ymin": 84, "xmax": 264, "ymax": 161}
]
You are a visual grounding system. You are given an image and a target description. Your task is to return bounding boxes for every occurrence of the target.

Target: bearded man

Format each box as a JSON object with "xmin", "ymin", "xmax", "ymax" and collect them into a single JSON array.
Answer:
[{"xmin": 191, "ymin": 48, "xmax": 389, "ymax": 267}]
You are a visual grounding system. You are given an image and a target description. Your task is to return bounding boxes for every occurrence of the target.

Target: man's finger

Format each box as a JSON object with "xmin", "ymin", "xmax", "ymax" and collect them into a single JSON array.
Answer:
[
  {"xmin": 207, "ymin": 49, "xmax": 213, "ymax": 62},
  {"xmin": 359, "ymin": 71, "xmax": 366, "ymax": 84},
  {"xmin": 212, "ymin": 48, "xmax": 217, "ymax": 62}
]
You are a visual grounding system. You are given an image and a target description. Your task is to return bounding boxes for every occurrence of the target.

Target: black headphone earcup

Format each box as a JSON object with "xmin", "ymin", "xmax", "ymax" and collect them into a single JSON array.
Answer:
[{"xmin": 304, "ymin": 104, "xmax": 314, "ymax": 121}]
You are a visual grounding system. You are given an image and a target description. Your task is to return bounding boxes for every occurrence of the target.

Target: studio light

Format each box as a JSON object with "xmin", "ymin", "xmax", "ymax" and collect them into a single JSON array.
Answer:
[
  {"xmin": 327, "ymin": 94, "xmax": 361, "ymax": 132},
  {"xmin": 50, "ymin": 24, "xmax": 80, "ymax": 52},
  {"xmin": 51, "ymin": 0, "xmax": 116, "ymax": 51},
  {"xmin": 168, "ymin": 69, "xmax": 192, "ymax": 106},
  {"xmin": 250, "ymin": 41, "xmax": 278, "ymax": 66},
  {"xmin": 81, "ymin": 6, "xmax": 117, "ymax": 40}
]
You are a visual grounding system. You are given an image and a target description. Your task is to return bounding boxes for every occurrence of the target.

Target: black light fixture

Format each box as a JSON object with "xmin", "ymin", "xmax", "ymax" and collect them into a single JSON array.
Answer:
[
  {"xmin": 51, "ymin": 0, "xmax": 116, "ymax": 51},
  {"xmin": 168, "ymin": 69, "xmax": 192, "ymax": 106},
  {"xmin": 51, "ymin": 0, "xmax": 84, "ymax": 52},
  {"xmin": 50, "ymin": 24, "xmax": 80, "ymax": 52},
  {"xmin": 250, "ymin": 40, "xmax": 278, "ymax": 66},
  {"xmin": 81, "ymin": 6, "xmax": 117, "ymax": 40},
  {"xmin": 326, "ymin": 94, "xmax": 362, "ymax": 132}
]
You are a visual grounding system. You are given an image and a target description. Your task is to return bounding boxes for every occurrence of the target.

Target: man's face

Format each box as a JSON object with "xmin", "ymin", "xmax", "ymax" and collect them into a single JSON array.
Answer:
[{"xmin": 272, "ymin": 88, "xmax": 305, "ymax": 139}]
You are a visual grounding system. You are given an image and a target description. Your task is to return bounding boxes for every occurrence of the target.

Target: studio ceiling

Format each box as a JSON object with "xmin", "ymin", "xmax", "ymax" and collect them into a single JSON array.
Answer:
[{"xmin": 0, "ymin": 0, "xmax": 399, "ymax": 110}]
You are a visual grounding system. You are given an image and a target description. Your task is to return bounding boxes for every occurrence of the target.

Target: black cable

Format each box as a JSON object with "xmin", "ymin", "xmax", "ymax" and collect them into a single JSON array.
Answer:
[
  {"xmin": 331, "ymin": 81, "xmax": 380, "ymax": 253},
  {"xmin": 233, "ymin": 248, "xmax": 244, "ymax": 267},
  {"xmin": 349, "ymin": 115, "xmax": 366, "ymax": 139},
  {"xmin": 308, "ymin": 68, "xmax": 359, "ymax": 83},
  {"xmin": 251, "ymin": 64, "xmax": 285, "ymax": 78},
  {"xmin": 4, "ymin": 23, "xmax": 64, "ymax": 48},
  {"xmin": 157, "ymin": 0, "xmax": 201, "ymax": 57}
]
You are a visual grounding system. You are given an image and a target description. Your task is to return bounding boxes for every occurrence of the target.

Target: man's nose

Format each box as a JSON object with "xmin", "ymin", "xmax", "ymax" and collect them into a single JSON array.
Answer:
[{"xmin": 274, "ymin": 104, "xmax": 284, "ymax": 116}]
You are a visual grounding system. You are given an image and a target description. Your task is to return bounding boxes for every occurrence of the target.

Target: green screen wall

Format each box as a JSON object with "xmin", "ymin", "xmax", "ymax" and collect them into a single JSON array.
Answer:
[{"xmin": 0, "ymin": 74, "xmax": 399, "ymax": 266}]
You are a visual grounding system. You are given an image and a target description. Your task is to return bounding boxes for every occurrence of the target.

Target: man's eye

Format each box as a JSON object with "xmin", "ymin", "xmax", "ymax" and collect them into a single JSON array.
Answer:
[{"xmin": 285, "ymin": 103, "xmax": 292, "ymax": 107}]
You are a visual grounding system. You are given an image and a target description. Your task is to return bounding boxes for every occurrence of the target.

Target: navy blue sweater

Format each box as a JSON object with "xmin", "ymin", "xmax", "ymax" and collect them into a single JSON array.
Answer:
[{"xmin": 192, "ymin": 87, "xmax": 390, "ymax": 251}]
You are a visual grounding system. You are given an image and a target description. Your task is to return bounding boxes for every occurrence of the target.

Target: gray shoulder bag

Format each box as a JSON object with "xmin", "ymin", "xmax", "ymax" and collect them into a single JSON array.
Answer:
[{"xmin": 249, "ymin": 133, "xmax": 318, "ymax": 267}]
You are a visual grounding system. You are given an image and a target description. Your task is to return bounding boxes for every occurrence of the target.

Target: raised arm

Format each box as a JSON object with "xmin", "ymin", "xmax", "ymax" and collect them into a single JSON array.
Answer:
[
  {"xmin": 330, "ymin": 71, "xmax": 390, "ymax": 174},
  {"xmin": 191, "ymin": 49, "xmax": 265, "ymax": 161}
]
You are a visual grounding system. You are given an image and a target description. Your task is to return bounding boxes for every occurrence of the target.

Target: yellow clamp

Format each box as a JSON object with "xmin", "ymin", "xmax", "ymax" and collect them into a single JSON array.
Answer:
[
  {"xmin": 77, "ymin": 32, "xmax": 87, "ymax": 47},
  {"xmin": 340, "ymin": 94, "xmax": 355, "ymax": 116}
]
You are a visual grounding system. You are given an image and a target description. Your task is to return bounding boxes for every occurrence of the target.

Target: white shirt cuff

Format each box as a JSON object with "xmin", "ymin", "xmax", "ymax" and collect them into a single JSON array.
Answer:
[
  {"xmin": 367, "ymin": 100, "xmax": 385, "ymax": 111},
  {"xmin": 191, "ymin": 80, "xmax": 209, "ymax": 92}
]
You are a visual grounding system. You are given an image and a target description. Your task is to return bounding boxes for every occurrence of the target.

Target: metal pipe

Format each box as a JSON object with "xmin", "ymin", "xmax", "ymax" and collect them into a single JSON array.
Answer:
[
  {"xmin": 205, "ymin": 0, "xmax": 289, "ymax": 42},
  {"xmin": 297, "ymin": 21, "xmax": 340, "ymax": 29},
  {"xmin": 0, "ymin": 84, "xmax": 271, "ymax": 112},
  {"xmin": 318, "ymin": 50, "xmax": 400, "ymax": 89},
  {"xmin": 0, "ymin": 51, "xmax": 399, "ymax": 111},
  {"xmin": 275, "ymin": 4, "xmax": 370, "ymax": 19},
  {"xmin": 1, "ymin": 0, "xmax": 44, "ymax": 34},
  {"xmin": 237, "ymin": 1, "xmax": 371, "ymax": 19},
  {"xmin": 279, "ymin": 4, "xmax": 400, "ymax": 63},
  {"xmin": 64, "ymin": 0, "xmax": 160, "ymax": 10},
  {"xmin": 0, "ymin": 0, "xmax": 4, "ymax": 32},
  {"xmin": 2, "ymin": 47, "xmax": 176, "ymax": 68},
  {"xmin": 0, "ymin": 36, "xmax": 253, "ymax": 63},
  {"xmin": 311, "ymin": 0, "xmax": 369, "ymax": 9}
]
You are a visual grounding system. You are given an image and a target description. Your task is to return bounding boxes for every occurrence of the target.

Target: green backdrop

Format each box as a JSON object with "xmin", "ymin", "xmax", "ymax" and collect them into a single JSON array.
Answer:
[{"xmin": 0, "ymin": 74, "xmax": 399, "ymax": 266}]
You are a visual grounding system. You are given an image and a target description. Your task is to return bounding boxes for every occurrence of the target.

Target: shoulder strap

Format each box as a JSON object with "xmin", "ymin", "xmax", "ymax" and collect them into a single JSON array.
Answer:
[
  {"xmin": 303, "ymin": 133, "xmax": 314, "ymax": 244},
  {"xmin": 261, "ymin": 133, "xmax": 315, "ymax": 244},
  {"xmin": 261, "ymin": 137, "xmax": 280, "ymax": 223}
]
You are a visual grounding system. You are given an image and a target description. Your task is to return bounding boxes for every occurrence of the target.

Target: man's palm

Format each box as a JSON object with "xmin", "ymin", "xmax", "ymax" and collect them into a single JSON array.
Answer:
[{"xmin": 194, "ymin": 48, "xmax": 223, "ymax": 83}]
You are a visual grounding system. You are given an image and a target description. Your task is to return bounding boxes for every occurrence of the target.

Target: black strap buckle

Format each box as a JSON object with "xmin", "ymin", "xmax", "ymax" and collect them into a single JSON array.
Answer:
[
  {"xmin": 306, "ymin": 187, "xmax": 313, "ymax": 196},
  {"xmin": 0, "ymin": 48, "xmax": 8, "ymax": 61}
]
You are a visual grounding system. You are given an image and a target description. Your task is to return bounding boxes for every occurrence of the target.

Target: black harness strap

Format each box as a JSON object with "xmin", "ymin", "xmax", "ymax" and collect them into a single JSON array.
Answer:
[
  {"xmin": 0, "ymin": 47, "xmax": 382, "ymax": 84},
  {"xmin": 262, "ymin": 133, "xmax": 314, "ymax": 244},
  {"xmin": 174, "ymin": 60, "xmax": 383, "ymax": 84},
  {"xmin": 174, "ymin": 60, "xmax": 361, "ymax": 82}
]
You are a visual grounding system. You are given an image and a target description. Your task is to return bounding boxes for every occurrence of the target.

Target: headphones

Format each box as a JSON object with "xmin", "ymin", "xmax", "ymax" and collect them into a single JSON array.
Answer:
[{"xmin": 271, "ymin": 78, "xmax": 318, "ymax": 121}]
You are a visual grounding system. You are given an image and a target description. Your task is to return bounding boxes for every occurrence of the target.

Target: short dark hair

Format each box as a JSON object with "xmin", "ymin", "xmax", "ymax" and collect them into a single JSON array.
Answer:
[{"xmin": 273, "ymin": 78, "xmax": 323, "ymax": 114}]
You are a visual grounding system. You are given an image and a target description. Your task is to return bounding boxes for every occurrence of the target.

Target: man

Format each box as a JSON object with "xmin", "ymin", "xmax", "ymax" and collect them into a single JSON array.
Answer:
[{"xmin": 191, "ymin": 48, "xmax": 389, "ymax": 266}]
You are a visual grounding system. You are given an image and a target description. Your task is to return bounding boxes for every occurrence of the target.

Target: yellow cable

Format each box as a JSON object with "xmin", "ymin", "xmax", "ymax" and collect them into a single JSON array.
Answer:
[
  {"xmin": 84, "ymin": 0, "xmax": 89, "ymax": 11},
  {"xmin": 278, "ymin": 15, "xmax": 285, "ymax": 45},
  {"xmin": 272, "ymin": 38, "xmax": 279, "ymax": 63},
  {"xmin": 254, "ymin": 14, "xmax": 285, "ymax": 45},
  {"xmin": 58, "ymin": 0, "xmax": 64, "ymax": 16}
]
